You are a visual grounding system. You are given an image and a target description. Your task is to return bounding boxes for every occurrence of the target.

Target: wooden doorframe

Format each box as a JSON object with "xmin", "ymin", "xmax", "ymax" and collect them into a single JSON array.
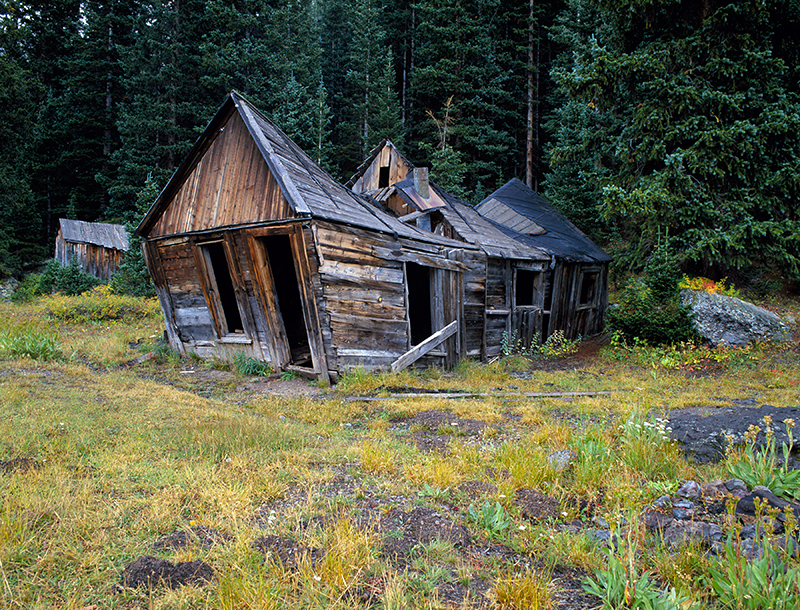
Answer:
[{"xmin": 246, "ymin": 225, "xmax": 329, "ymax": 383}]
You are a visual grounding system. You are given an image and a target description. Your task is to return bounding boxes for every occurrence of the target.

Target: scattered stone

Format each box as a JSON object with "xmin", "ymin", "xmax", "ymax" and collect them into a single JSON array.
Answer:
[
  {"xmin": 547, "ymin": 449, "xmax": 575, "ymax": 472},
  {"xmin": 514, "ymin": 489, "xmax": 560, "ymax": 522},
  {"xmin": 380, "ymin": 507, "xmax": 469, "ymax": 558},
  {"xmin": 736, "ymin": 490, "xmax": 800, "ymax": 522},
  {"xmin": 680, "ymin": 289, "xmax": 792, "ymax": 347},
  {"xmin": 677, "ymin": 480, "xmax": 701, "ymax": 500},
  {"xmin": 724, "ymin": 479, "xmax": 748, "ymax": 495},
  {"xmin": 739, "ymin": 524, "xmax": 757, "ymax": 540},
  {"xmin": 642, "ymin": 510, "xmax": 672, "ymax": 533},
  {"xmin": 662, "ymin": 521, "xmax": 723, "ymax": 548},
  {"xmin": 121, "ymin": 555, "xmax": 214, "ymax": 589},
  {"xmin": 0, "ymin": 278, "xmax": 18, "ymax": 302},
  {"xmin": 700, "ymin": 480, "xmax": 728, "ymax": 498},
  {"xmin": 586, "ymin": 529, "xmax": 611, "ymax": 543},
  {"xmin": 672, "ymin": 499, "xmax": 695, "ymax": 520},
  {"xmin": 654, "ymin": 495, "xmax": 672, "ymax": 509}
]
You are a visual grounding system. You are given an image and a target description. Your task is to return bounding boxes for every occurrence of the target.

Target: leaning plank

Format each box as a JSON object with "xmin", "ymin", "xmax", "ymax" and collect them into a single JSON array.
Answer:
[
  {"xmin": 391, "ymin": 320, "xmax": 458, "ymax": 373},
  {"xmin": 348, "ymin": 390, "xmax": 614, "ymax": 401}
]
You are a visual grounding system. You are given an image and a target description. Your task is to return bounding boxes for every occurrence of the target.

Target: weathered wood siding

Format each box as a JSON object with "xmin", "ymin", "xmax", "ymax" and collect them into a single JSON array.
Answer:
[
  {"xmin": 545, "ymin": 262, "xmax": 607, "ymax": 341},
  {"xmin": 484, "ymin": 258, "xmax": 511, "ymax": 358},
  {"xmin": 351, "ymin": 144, "xmax": 411, "ymax": 193},
  {"xmin": 461, "ymin": 250, "xmax": 487, "ymax": 358},
  {"xmin": 55, "ymin": 238, "xmax": 124, "ymax": 280},
  {"xmin": 148, "ymin": 112, "xmax": 292, "ymax": 238}
]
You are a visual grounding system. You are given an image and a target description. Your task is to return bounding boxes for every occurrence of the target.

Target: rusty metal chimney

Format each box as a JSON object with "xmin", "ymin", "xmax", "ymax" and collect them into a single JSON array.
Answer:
[{"xmin": 413, "ymin": 167, "xmax": 430, "ymax": 199}]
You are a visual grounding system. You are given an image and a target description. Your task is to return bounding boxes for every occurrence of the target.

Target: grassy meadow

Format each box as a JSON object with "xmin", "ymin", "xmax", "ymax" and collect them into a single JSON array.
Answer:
[{"xmin": 1, "ymin": 291, "xmax": 799, "ymax": 609}]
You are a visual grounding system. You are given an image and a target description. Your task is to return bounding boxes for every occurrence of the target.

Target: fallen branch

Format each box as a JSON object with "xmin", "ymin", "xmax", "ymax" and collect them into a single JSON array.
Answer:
[{"xmin": 346, "ymin": 390, "xmax": 614, "ymax": 401}]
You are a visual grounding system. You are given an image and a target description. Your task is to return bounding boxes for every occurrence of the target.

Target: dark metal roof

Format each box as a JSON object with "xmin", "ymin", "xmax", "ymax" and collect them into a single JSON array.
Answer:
[
  {"xmin": 477, "ymin": 178, "xmax": 611, "ymax": 264},
  {"xmin": 58, "ymin": 219, "xmax": 129, "ymax": 251}
]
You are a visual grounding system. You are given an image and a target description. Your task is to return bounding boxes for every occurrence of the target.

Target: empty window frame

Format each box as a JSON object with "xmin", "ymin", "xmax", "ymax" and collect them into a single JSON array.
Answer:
[
  {"xmin": 578, "ymin": 269, "xmax": 600, "ymax": 307},
  {"xmin": 515, "ymin": 268, "xmax": 538, "ymax": 306},
  {"xmin": 198, "ymin": 241, "xmax": 245, "ymax": 336}
]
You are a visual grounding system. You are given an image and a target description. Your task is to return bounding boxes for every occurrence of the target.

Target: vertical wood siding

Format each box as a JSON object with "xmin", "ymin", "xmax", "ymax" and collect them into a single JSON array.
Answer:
[{"xmin": 148, "ymin": 113, "xmax": 292, "ymax": 238}]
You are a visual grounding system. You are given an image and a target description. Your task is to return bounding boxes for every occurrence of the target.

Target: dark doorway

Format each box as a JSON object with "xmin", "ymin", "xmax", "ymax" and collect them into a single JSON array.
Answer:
[
  {"xmin": 406, "ymin": 263, "xmax": 432, "ymax": 345},
  {"xmin": 202, "ymin": 242, "xmax": 244, "ymax": 334},
  {"xmin": 379, "ymin": 165, "xmax": 390, "ymax": 188},
  {"xmin": 261, "ymin": 235, "xmax": 311, "ymax": 366}
]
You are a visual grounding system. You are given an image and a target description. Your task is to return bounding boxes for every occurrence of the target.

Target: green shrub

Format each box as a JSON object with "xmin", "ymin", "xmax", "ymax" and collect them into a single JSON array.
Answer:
[
  {"xmin": 37, "ymin": 258, "xmax": 101, "ymax": 296},
  {"xmin": 607, "ymin": 249, "xmax": 696, "ymax": 345},
  {"xmin": 109, "ymin": 234, "xmax": 155, "ymax": 297},
  {"xmin": 10, "ymin": 273, "xmax": 41, "ymax": 302},
  {"xmin": 42, "ymin": 285, "xmax": 161, "ymax": 323}
]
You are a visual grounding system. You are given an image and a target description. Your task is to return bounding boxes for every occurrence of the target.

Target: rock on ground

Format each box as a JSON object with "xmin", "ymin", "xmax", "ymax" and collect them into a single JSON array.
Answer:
[{"xmin": 681, "ymin": 289, "xmax": 792, "ymax": 346}]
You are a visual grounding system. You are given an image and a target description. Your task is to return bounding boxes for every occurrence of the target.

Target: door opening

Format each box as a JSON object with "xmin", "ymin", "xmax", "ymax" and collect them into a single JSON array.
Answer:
[
  {"xmin": 201, "ymin": 242, "xmax": 244, "ymax": 335},
  {"xmin": 406, "ymin": 263, "xmax": 432, "ymax": 345},
  {"xmin": 261, "ymin": 235, "xmax": 312, "ymax": 366}
]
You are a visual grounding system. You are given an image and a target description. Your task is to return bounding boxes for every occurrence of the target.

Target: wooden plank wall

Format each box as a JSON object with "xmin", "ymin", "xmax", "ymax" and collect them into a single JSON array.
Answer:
[
  {"xmin": 313, "ymin": 222, "xmax": 409, "ymax": 371},
  {"xmin": 56, "ymin": 239, "xmax": 124, "ymax": 280},
  {"xmin": 483, "ymin": 258, "xmax": 511, "ymax": 358},
  {"xmin": 148, "ymin": 112, "xmax": 292, "ymax": 238},
  {"xmin": 546, "ymin": 262, "xmax": 608, "ymax": 341},
  {"xmin": 461, "ymin": 250, "xmax": 487, "ymax": 358}
]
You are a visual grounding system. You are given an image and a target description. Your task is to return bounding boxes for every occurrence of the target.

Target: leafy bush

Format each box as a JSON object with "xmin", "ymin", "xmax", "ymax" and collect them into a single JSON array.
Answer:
[
  {"xmin": 10, "ymin": 273, "xmax": 41, "ymax": 302},
  {"xmin": 37, "ymin": 258, "xmax": 101, "ymax": 296},
  {"xmin": 233, "ymin": 352, "xmax": 272, "ymax": 377},
  {"xmin": 679, "ymin": 275, "xmax": 740, "ymax": 298},
  {"xmin": 607, "ymin": 249, "xmax": 696, "ymax": 345},
  {"xmin": 43, "ymin": 285, "xmax": 161, "ymax": 323},
  {"xmin": 110, "ymin": 234, "xmax": 155, "ymax": 297},
  {"xmin": 0, "ymin": 324, "xmax": 61, "ymax": 361},
  {"xmin": 468, "ymin": 501, "xmax": 511, "ymax": 538}
]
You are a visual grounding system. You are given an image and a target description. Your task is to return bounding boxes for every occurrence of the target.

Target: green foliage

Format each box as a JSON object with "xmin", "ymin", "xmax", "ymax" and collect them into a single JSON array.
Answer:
[
  {"xmin": 467, "ymin": 501, "xmax": 511, "ymax": 538},
  {"xmin": 607, "ymin": 249, "xmax": 696, "ymax": 345},
  {"xmin": 726, "ymin": 416, "xmax": 800, "ymax": 501},
  {"xmin": 233, "ymin": 352, "xmax": 273, "ymax": 377},
  {"xmin": 10, "ymin": 273, "xmax": 41, "ymax": 303},
  {"xmin": 0, "ymin": 324, "xmax": 61, "ymax": 361},
  {"xmin": 42, "ymin": 285, "xmax": 161, "ymax": 323},
  {"xmin": 584, "ymin": 539, "xmax": 699, "ymax": 610},
  {"xmin": 501, "ymin": 329, "xmax": 580, "ymax": 359},
  {"xmin": 37, "ymin": 259, "xmax": 101, "ymax": 297},
  {"xmin": 705, "ymin": 532, "xmax": 800, "ymax": 610}
]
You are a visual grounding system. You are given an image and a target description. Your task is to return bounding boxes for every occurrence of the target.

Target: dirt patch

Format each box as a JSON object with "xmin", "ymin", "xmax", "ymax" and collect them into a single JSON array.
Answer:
[
  {"xmin": 515, "ymin": 489, "xmax": 561, "ymax": 522},
  {"xmin": 0, "ymin": 457, "xmax": 41, "ymax": 474},
  {"xmin": 121, "ymin": 555, "xmax": 214, "ymax": 589},
  {"xmin": 153, "ymin": 526, "xmax": 231, "ymax": 551},
  {"xmin": 253, "ymin": 534, "xmax": 324, "ymax": 569},
  {"xmin": 379, "ymin": 507, "xmax": 470, "ymax": 558}
]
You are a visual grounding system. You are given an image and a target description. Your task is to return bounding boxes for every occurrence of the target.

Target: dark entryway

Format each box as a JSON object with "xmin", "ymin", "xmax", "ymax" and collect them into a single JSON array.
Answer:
[
  {"xmin": 261, "ymin": 235, "xmax": 312, "ymax": 366},
  {"xmin": 406, "ymin": 262, "xmax": 432, "ymax": 345},
  {"xmin": 201, "ymin": 242, "xmax": 244, "ymax": 334}
]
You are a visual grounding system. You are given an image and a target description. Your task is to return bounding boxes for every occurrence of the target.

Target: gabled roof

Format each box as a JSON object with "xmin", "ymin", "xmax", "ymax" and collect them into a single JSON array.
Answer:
[
  {"xmin": 345, "ymin": 138, "xmax": 414, "ymax": 190},
  {"xmin": 58, "ymin": 219, "xmax": 129, "ymax": 251},
  {"xmin": 137, "ymin": 93, "xmax": 469, "ymax": 249},
  {"xmin": 477, "ymin": 178, "xmax": 611, "ymax": 264}
]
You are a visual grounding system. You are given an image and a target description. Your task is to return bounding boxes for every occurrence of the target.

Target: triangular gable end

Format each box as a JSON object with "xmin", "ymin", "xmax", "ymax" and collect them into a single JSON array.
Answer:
[
  {"xmin": 138, "ymin": 94, "xmax": 300, "ymax": 239},
  {"xmin": 348, "ymin": 140, "xmax": 414, "ymax": 193}
]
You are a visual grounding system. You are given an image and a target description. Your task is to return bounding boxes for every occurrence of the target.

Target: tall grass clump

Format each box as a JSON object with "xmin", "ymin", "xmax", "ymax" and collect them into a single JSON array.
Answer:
[
  {"xmin": 0, "ymin": 323, "xmax": 61, "ymax": 361},
  {"xmin": 233, "ymin": 352, "xmax": 273, "ymax": 377}
]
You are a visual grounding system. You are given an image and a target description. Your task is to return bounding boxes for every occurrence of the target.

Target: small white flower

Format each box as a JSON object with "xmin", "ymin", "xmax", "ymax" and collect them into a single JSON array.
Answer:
[
  {"xmin": 561, "ymin": 511, "xmax": 568, "ymax": 517},
  {"xmin": 313, "ymin": 575, "xmax": 322, "ymax": 582},
  {"xmin": 518, "ymin": 525, "xmax": 527, "ymax": 531}
]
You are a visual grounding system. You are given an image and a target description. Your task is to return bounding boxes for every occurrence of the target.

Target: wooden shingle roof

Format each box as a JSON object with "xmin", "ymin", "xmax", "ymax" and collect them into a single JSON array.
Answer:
[{"xmin": 58, "ymin": 219, "xmax": 129, "ymax": 251}]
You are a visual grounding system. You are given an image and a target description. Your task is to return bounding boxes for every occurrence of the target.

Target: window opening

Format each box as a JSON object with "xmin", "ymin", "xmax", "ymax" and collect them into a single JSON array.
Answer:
[
  {"xmin": 261, "ymin": 235, "xmax": 312, "ymax": 366},
  {"xmin": 379, "ymin": 165, "xmax": 390, "ymax": 188},
  {"xmin": 541, "ymin": 272, "xmax": 554, "ymax": 341},
  {"xmin": 580, "ymin": 272, "xmax": 599, "ymax": 306},
  {"xmin": 406, "ymin": 263, "xmax": 432, "ymax": 345},
  {"xmin": 202, "ymin": 242, "xmax": 243, "ymax": 334},
  {"xmin": 515, "ymin": 269, "xmax": 536, "ymax": 306}
]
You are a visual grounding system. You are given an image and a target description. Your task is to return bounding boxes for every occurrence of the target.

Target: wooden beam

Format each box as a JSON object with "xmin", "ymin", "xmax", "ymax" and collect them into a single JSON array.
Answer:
[
  {"xmin": 391, "ymin": 320, "xmax": 458, "ymax": 373},
  {"xmin": 347, "ymin": 390, "xmax": 614, "ymax": 401}
]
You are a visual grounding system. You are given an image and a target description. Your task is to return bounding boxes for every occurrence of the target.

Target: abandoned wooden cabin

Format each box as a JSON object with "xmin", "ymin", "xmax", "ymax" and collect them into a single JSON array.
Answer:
[
  {"xmin": 347, "ymin": 140, "xmax": 553, "ymax": 358},
  {"xmin": 476, "ymin": 178, "xmax": 612, "ymax": 343},
  {"xmin": 55, "ymin": 218, "xmax": 129, "ymax": 280},
  {"xmin": 136, "ymin": 92, "xmax": 523, "ymax": 382}
]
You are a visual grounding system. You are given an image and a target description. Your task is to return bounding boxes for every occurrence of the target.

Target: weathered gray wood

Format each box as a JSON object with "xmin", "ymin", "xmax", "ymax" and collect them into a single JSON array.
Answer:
[
  {"xmin": 391, "ymin": 320, "xmax": 458, "ymax": 373},
  {"xmin": 347, "ymin": 390, "xmax": 614, "ymax": 401}
]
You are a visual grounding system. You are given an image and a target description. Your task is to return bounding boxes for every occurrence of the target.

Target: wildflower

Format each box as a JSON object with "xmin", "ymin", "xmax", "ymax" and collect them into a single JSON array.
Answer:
[{"xmin": 313, "ymin": 575, "xmax": 322, "ymax": 582}]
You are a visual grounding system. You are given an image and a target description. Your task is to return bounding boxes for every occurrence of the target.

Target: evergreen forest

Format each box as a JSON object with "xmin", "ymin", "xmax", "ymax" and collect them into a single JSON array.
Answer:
[{"xmin": 1, "ymin": 0, "xmax": 799, "ymax": 285}]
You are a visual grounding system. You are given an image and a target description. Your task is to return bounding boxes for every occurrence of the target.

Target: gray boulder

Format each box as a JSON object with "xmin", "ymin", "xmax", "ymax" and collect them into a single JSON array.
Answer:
[{"xmin": 680, "ymin": 289, "xmax": 792, "ymax": 346}]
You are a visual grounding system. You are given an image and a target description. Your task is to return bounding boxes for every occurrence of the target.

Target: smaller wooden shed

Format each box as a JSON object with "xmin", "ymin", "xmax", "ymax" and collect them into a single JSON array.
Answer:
[
  {"xmin": 476, "ymin": 178, "xmax": 611, "ymax": 343},
  {"xmin": 55, "ymin": 219, "xmax": 129, "ymax": 280}
]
